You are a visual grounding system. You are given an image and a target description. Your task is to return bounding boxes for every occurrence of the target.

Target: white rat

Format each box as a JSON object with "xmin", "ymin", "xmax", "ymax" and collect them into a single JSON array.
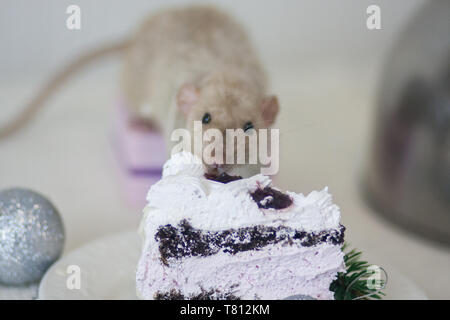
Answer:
[{"xmin": 1, "ymin": 5, "xmax": 279, "ymax": 175}]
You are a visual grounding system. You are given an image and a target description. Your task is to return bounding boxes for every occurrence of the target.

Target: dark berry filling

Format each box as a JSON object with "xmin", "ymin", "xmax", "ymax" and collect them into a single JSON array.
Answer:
[
  {"xmin": 250, "ymin": 187, "xmax": 293, "ymax": 209},
  {"xmin": 155, "ymin": 219, "xmax": 345, "ymax": 264},
  {"xmin": 154, "ymin": 287, "xmax": 240, "ymax": 300},
  {"xmin": 204, "ymin": 172, "xmax": 243, "ymax": 184}
]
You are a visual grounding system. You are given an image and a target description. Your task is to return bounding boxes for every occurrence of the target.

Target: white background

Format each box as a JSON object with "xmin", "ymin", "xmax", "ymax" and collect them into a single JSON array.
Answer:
[{"xmin": 1, "ymin": 0, "xmax": 424, "ymax": 77}]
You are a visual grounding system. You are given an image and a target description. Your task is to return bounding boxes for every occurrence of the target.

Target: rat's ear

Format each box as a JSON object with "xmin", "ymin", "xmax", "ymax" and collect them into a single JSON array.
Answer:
[
  {"xmin": 261, "ymin": 95, "xmax": 279, "ymax": 126},
  {"xmin": 177, "ymin": 84, "xmax": 199, "ymax": 115}
]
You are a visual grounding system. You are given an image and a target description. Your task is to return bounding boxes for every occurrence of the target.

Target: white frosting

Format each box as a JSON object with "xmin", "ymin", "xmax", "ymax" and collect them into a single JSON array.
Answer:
[
  {"xmin": 162, "ymin": 151, "xmax": 205, "ymax": 178},
  {"xmin": 145, "ymin": 152, "xmax": 341, "ymax": 233},
  {"xmin": 136, "ymin": 240, "xmax": 345, "ymax": 300}
]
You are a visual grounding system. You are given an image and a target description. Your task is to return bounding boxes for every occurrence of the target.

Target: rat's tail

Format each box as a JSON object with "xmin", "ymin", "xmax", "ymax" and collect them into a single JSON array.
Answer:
[{"xmin": 0, "ymin": 39, "xmax": 131, "ymax": 139}]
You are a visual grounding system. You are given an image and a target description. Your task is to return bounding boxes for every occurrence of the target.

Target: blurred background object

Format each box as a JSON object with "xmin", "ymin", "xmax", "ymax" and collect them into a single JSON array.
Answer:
[{"xmin": 365, "ymin": 0, "xmax": 450, "ymax": 245}]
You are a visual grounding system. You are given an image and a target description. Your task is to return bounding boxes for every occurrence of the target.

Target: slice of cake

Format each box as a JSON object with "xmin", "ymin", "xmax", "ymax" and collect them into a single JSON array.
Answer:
[{"xmin": 136, "ymin": 152, "xmax": 346, "ymax": 300}]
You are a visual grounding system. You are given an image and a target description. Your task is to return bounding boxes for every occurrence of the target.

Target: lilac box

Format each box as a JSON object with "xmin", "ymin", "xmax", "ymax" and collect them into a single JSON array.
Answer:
[{"xmin": 113, "ymin": 101, "xmax": 166, "ymax": 209}]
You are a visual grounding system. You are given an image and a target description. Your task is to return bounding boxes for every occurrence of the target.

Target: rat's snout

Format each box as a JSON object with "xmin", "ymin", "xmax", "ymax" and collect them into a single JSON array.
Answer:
[
  {"xmin": 201, "ymin": 124, "xmax": 248, "ymax": 174},
  {"xmin": 204, "ymin": 161, "xmax": 228, "ymax": 175},
  {"xmin": 204, "ymin": 163, "xmax": 219, "ymax": 175}
]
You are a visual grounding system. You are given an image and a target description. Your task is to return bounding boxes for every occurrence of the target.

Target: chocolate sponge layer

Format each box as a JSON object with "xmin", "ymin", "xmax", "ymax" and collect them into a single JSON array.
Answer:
[
  {"xmin": 155, "ymin": 219, "xmax": 345, "ymax": 265},
  {"xmin": 154, "ymin": 288, "xmax": 240, "ymax": 300}
]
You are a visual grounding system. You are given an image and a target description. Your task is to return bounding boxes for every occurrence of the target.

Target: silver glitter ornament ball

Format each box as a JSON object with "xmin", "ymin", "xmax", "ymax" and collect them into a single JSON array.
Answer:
[{"xmin": 0, "ymin": 188, "xmax": 64, "ymax": 285}]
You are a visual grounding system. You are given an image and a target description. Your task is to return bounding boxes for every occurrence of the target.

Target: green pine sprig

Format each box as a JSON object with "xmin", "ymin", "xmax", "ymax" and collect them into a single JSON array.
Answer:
[{"xmin": 330, "ymin": 243, "xmax": 386, "ymax": 300}]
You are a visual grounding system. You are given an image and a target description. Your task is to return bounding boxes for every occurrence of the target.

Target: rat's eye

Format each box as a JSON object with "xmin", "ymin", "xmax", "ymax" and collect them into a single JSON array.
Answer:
[
  {"xmin": 243, "ymin": 122, "xmax": 254, "ymax": 132},
  {"xmin": 202, "ymin": 113, "xmax": 211, "ymax": 124}
]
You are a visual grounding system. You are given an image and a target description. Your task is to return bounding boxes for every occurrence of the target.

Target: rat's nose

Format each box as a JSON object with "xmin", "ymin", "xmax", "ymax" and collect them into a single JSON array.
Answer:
[
  {"xmin": 205, "ymin": 162, "xmax": 226, "ymax": 175},
  {"xmin": 211, "ymin": 162, "xmax": 225, "ymax": 170}
]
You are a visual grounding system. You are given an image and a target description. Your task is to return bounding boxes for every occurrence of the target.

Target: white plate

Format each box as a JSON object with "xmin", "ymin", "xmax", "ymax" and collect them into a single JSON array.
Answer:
[
  {"xmin": 38, "ymin": 231, "xmax": 428, "ymax": 300},
  {"xmin": 0, "ymin": 284, "xmax": 38, "ymax": 300}
]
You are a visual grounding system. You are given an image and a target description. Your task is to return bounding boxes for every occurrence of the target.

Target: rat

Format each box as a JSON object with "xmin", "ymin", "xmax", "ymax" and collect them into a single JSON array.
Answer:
[{"xmin": 0, "ymin": 5, "xmax": 279, "ymax": 175}]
